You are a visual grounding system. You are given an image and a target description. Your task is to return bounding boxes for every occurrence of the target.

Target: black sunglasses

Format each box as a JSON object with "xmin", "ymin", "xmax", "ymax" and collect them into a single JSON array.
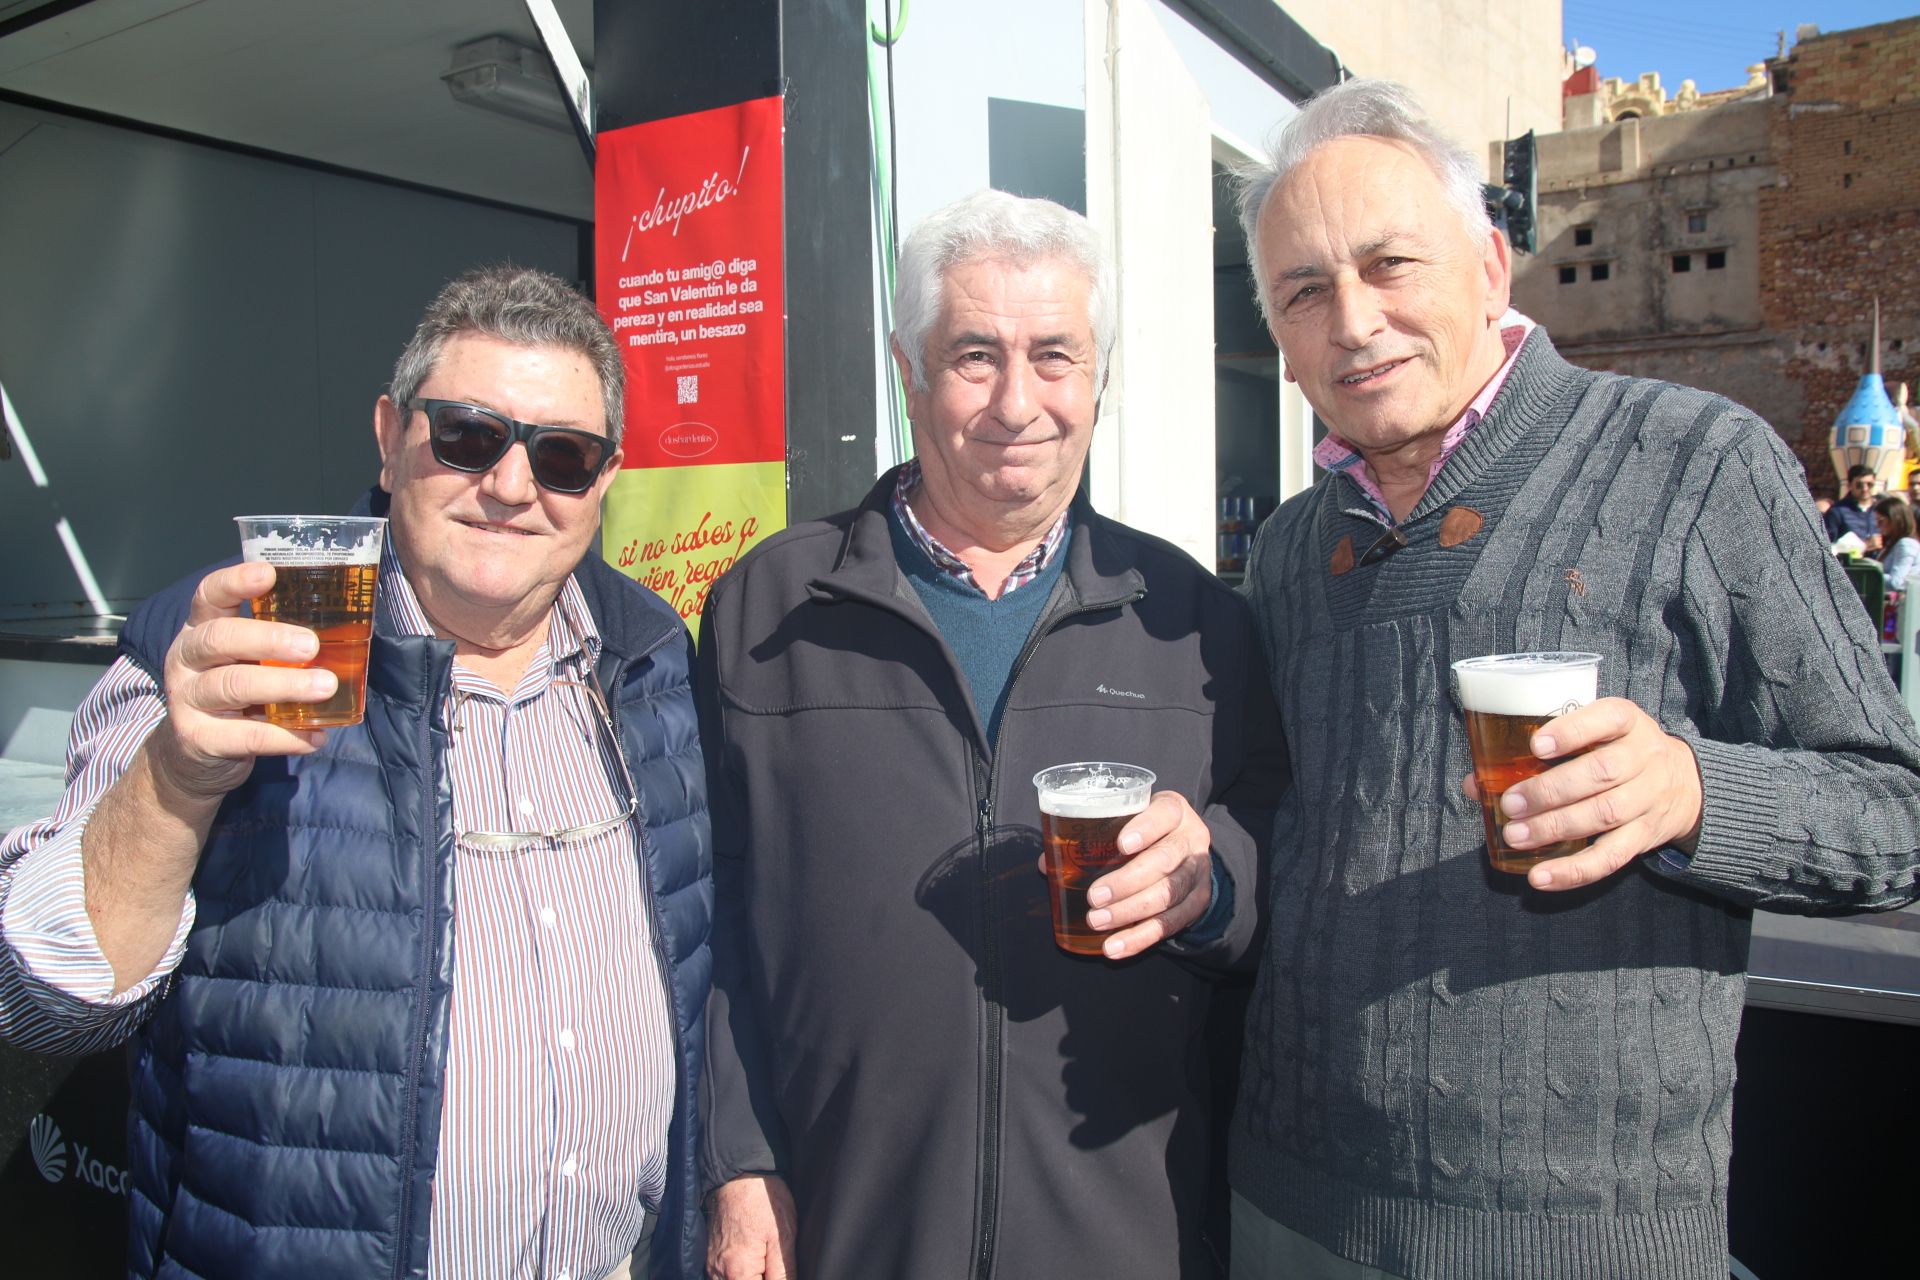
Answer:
[{"xmin": 407, "ymin": 398, "xmax": 617, "ymax": 494}]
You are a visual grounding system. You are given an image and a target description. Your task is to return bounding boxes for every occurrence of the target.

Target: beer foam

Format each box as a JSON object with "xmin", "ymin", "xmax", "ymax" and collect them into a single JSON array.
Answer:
[
  {"xmin": 1453, "ymin": 654, "xmax": 1598, "ymax": 718},
  {"xmin": 1036, "ymin": 775, "xmax": 1153, "ymax": 818},
  {"xmin": 237, "ymin": 517, "xmax": 385, "ymax": 567}
]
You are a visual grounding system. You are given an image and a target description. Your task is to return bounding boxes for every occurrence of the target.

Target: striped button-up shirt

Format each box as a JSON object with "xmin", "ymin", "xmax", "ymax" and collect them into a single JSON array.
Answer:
[
  {"xmin": 891, "ymin": 457, "xmax": 1070, "ymax": 597},
  {"xmin": 0, "ymin": 557, "xmax": 675, "ymax": 1280}
]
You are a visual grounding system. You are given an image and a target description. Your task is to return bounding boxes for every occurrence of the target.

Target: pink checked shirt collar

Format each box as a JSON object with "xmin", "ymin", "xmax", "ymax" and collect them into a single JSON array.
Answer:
[
  {"xmin": 890, "ymin": 457, "xmax": 1071, "ymax": 597},
  {"xmin": 1312, "ymin": 311, "xmax": 1536, "ymax": 521}
]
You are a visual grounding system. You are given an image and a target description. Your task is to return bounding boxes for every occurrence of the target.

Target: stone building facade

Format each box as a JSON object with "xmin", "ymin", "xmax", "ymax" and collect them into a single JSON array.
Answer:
[
  {"xmin": 1562, "ymin": 65, "xmax": 1772, "ymax": 130},
  {"xmin": 1509, "ymin": 17, "xmax": 1920, "ymax": 494},
  {"xmin": 1280, "ymin": 0, "xmax": 1565, "ymax": 166},
  {"xmin": 1758, "ymin": 18, "xmax": 1920, "ymax": 490}
]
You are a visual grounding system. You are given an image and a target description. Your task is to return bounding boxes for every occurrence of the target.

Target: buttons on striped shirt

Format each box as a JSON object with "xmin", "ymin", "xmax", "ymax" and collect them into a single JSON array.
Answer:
[
  {"xmin": 539, "ymin": 906, "xmax": 557, "ymax": 927},
  {"xmin": 561, "ymin": 1155, "xmax": 578, "ymax": 1177},
  {"xmin": 558, "ymin": 1028, "xmax": 576, "ymax": 1051}
]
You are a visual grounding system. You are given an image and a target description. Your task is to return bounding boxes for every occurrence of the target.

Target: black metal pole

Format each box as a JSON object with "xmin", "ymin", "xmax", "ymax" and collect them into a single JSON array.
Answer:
[{"xmin": 594, "ymin": 0, "xmax": 878, "ymax": 522}]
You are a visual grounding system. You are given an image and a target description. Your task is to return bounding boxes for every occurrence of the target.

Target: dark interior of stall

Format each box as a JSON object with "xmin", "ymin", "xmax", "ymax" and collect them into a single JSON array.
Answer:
[{"xmin": 1212, "ymin": 162, "xmax": 1283, "ymax": 582}]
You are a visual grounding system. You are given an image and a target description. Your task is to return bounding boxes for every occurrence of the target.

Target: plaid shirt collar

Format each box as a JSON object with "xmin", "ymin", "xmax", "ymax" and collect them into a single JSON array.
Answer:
[
  {"xmin": 890, "ymin": 458, "xmax": 1071, "ymax": 598},
  {"xmin": 1313, "ymin": 311, "xmax": 1536, "ymax": 522}
]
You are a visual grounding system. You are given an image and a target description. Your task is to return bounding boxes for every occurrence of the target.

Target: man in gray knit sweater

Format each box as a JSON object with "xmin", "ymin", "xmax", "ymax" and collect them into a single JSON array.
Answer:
[{"xmin": 1229, "ymin": 79, "xmax": 1920, "ymax": 1279}]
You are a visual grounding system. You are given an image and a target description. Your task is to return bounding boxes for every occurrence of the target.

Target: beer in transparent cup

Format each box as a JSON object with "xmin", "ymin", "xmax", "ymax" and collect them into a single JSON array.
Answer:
[
  {"xmin": 1452, "ymin": 652, "xmax": 1601, "ymax": 874},
  {"xmin": 1032, "ymin": 762, "xmax": 1156, "ymax": 955},
  {"xmin": 236, "ymin": 516, "xmax": 386, "ymax": 729}
]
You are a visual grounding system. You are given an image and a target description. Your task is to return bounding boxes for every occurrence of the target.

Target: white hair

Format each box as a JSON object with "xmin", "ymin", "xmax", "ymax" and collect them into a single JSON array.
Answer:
[
  {"xmin": 1237, "ymin": 79, "xmax": 1492, "ymax": 320},
  {"xmin": 892, "ymin": 189, "xmax": 1117, "ymax": 392}
]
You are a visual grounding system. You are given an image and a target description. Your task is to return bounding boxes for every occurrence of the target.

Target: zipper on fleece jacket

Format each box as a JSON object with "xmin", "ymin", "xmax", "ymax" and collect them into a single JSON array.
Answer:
[
  {"xmin": 967, "ymin": 580, "xmax": 1146, "ymax": 1280},
  {"xmin": 969, "ymin": 782, "xmax": 1003, "ymax": 1280}
]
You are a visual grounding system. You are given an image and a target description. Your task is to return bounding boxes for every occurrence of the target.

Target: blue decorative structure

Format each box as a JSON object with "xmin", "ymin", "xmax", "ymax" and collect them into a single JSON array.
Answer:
[{"xmin": 1831, "ymin": 298, "xmax": 1904, "ymax": 489}]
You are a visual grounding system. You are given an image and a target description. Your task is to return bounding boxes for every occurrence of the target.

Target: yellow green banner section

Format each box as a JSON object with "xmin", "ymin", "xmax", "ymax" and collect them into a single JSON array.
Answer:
[{"xmin": 601, "ymin": 461, "xmax": 786, "ymax": 626}]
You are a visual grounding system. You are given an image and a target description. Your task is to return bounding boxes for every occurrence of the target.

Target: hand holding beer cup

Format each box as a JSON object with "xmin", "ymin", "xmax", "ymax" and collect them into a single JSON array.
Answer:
[
  {"xmin": 146, "ymin": 561, "xmax": 345, "ymax": 803},
  {"xmin": 1469, "ymin": 698, "xmax": 1706, "ymax": 892},
  {"xmin": 1454, "ymin": 653, "xmax": 1602, "ymax": 875},
  {"xmin": 235, "ymin": 516, "xmax": 384, "ymax": 730},
  {"xmin": 1034, "ymin": 763, "xmax": 1215, "ymax": 959},
  {"xmin": 1455, "ymin": 653, "xmax": 1704, "ymax": 891}
]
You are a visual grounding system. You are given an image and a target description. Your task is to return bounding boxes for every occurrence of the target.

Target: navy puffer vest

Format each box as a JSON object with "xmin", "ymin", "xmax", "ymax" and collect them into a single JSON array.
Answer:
[{"xmin": 114, "ymin": 496, "xmax": 712, "ymax": 1280}]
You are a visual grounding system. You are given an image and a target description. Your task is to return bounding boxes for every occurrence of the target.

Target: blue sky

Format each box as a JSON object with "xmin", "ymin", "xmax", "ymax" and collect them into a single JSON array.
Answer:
[{"xmin": 1562, "ymin": 1, "xmax": 1919, "ymax": 92}]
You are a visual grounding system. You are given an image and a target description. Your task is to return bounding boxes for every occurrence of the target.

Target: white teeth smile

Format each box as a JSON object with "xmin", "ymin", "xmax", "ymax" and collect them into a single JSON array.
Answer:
[{"xmin": 1341, "ymin": 361, "xmax": 1403, "ymax": 385}]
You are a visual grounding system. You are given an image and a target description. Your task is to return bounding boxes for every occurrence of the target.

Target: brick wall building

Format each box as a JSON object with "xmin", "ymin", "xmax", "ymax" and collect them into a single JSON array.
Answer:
[
  {"xmin": 1513, "ymin": 16, "xmax": 1920, "ymax": 496},
  {"xmin": 1759, "ymin": 18, "xmax": 1920, "ymax": 491}
]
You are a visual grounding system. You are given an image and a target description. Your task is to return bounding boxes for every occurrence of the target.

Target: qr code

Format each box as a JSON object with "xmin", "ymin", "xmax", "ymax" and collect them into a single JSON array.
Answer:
[{"xmin": 676, "ymin": 374, "xmax": 699, "ymax": 405}]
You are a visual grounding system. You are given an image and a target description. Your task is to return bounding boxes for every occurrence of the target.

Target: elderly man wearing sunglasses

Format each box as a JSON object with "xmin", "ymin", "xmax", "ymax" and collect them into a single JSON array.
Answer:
[{"xmin": 0, "ymin": 267, "xmax": 712, "ymax": 1280}]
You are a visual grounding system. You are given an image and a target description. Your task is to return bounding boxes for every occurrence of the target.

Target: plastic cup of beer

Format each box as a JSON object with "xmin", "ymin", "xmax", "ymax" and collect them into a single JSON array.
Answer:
[
  {"xmin": 1452, "ymin": 652, "xmax": 1602, "ymax": 874},
  {"xmin": 235, "ymin": 516, "xmax": 386, "ymax": 729},
  {"xmin": 1033, "ymin": 762, "xmax": 1157, "ymax": 955}
]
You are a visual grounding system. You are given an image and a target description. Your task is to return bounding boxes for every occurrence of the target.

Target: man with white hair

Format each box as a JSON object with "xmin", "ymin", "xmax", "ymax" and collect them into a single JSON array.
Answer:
[
  {"xmin": 697, "ymin": 189, "xmax": 1286, "ymax": 1277},
  {"xmin": 1230, "ymin": 79, "xmax": 1920, "ymax": 1278}
]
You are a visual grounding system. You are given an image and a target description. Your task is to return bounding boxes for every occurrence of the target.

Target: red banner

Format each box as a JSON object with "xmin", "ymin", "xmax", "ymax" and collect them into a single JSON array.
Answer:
[
  {"xmin": 595, "ymin": 96, "xmax": 786, "ymax": 469},
  {"xmin": 594, "ymin": 96, "xmax": 787, "ymax": 623}
]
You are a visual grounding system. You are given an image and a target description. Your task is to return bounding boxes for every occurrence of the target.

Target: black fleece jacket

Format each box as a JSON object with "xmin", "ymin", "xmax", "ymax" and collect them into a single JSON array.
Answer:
[{"xmin": 697, "ymin": 468, "xmax": 1288, "ymax": 1278}]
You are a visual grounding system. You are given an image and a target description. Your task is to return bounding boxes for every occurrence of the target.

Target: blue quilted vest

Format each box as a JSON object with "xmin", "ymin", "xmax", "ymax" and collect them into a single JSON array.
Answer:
[{"xmin": 113, "ymin": 496, "xmax": 712, "ymax": 1280}]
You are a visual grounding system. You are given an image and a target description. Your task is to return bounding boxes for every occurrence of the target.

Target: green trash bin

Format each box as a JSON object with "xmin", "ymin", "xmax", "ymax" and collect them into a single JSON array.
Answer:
[{"xmin": 1845, "ymin": 554, "xmax": 1886, "ymax": 633}]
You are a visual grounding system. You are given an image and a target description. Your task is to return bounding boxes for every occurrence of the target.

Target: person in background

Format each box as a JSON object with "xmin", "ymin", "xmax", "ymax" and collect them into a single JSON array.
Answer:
[
  {"xmin": 0, "ymin": 266, "xmax": 712, "ymax": 1280},
  {"xmin": 1876, "ymin": 494, "xmax": 1920, "ymax": 591},
  {"xmin": 1825, "ymin": 463, "xmax": 1882, "ymax": 549}
]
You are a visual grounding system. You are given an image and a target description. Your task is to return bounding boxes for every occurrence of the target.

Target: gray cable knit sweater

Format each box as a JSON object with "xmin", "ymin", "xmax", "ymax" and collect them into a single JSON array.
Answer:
[{"xmin": 1231, "ymin": 329, "xmax": 1920, "ymax": 1280}]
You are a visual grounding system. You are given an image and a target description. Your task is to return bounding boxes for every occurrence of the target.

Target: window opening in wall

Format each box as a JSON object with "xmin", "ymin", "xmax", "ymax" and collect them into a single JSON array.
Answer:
[
  {"xmin": 1672, "ymin": 254, "xmax": 1692, "ymax": 273},
  {"xmin": 1706, "ymin": 250, "xmax": 1726, "ymax": 270},
  {"xmin": 1591, "ymin": 261, "xmax": 1611, "ymax": 282},
  {"xmin": 1845, "ymin": 174, "xmax": 1854, "ymax": 188},
  {"xmin": 1574, "ymin": 225, "xmax": 1594, "ymax": 246},
  {"xmin": 1687, "ymin": 212, "xmax": 1707, "ymax": 233},
  {"xmin": 1559, "ymin": 265, "xmax": 1577, "ymax": 284},
  {"xmin": 1845, "ymin": 139, "xmax": 1853, "ymax": 155}
]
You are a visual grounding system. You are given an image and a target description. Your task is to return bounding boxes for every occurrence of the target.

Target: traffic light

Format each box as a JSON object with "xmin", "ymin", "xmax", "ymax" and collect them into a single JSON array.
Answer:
[
  {"xmin": 1483, "ymin": 184, "xmax": 1511, "ymax": 235},
  {"xmin": 1501, "ymin": 131, "xmax": 1538, "ymax": 255}
]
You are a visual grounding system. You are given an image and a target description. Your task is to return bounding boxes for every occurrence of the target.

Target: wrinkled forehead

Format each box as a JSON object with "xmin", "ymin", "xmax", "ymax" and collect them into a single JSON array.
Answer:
[
  {"xmin": 418, "ymin": 333, "xmax": 609, "ymax": 428},
  {"xmin": 1260, "ymin": 137, "xmax": 1458, "ymax": 256}
]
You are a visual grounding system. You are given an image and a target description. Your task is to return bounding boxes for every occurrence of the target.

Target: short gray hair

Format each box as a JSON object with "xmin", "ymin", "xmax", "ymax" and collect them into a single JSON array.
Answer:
[
  {"xmin": 389, "ymin": 264, "xmax": 624, "ymax": 436},
  {"xmin": 892, "ymin": 189, "xmax": 1117, "ymax": 393},
  {"xmin": 1237, "ymin": 79, "xmax": 1491, "ymax": 320}
]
